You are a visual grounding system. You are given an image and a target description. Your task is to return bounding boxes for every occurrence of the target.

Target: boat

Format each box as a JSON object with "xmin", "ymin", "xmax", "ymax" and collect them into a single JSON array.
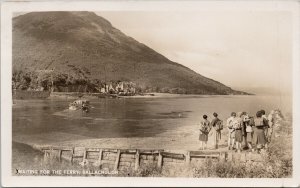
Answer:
[{"xmin": 68, "ymin": 99, "xmax": 90, "ymax": 112}]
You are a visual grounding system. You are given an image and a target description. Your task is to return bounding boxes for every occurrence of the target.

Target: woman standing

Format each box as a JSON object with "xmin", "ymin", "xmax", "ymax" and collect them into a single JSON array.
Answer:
[
  {"xmin": 233, "ymin": 112, "xmax": 243, "ymax": 152},
  {"xmin": 199, "ymin": 115, "xmax": 210, "ymax": 150},
  {"xmin": 246, "ymin": 115, "xmax": 254, "ymax": 151},
  {"xmin": 253, "ymin": 110, "xmax": 268, "ymax": 152},
  {"xmin": 210, "ymin": 112, "xmax": 222, "ymax": 149},
  {"xmin": 226, "ymin": 112, "xmax": 236, "ymax": 150}
]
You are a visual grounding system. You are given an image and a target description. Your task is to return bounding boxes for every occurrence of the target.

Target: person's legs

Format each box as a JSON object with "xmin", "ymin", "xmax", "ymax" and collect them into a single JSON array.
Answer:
[
  {"xmin": 243, "ymin": 135, "xmax": 248, "ymax": 150},
  {"xmin": 228, "ymin": 132, "xmax": 231, "ymax": 149},
  {"xmin": 231, "ymin": 138, "xmax": 235, "ymax": 149},
  {"xmin": 248, "ymin": 142, "xmax": 252, "ymax": 149}
]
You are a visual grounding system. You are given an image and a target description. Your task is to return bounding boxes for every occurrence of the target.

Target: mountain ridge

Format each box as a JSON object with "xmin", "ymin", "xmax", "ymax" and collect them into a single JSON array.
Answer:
[{"xmin": 12, "ymin": 11, "xmax": 249, "ymax": 95}]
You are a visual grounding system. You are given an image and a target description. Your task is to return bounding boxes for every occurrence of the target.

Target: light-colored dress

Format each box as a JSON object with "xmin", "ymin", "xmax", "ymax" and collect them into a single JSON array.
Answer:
[
  {"xmin": 246, "ymin": 117, "xmax": 254, "ymax": 142},
  {"xmin": 227, "ymin": 116, "xmax": 235, "ymax": 139}
]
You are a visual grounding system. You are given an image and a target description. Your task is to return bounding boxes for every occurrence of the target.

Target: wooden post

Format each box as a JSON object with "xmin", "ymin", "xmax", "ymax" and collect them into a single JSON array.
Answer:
[
  {"xmin": 157, "ymin": 152, "xmax": 163, "ymax": 168},
  {"xmin": 58, "ymin": 150, "xmax": 62, "ymax": 162},
  {"xmin": 98, "ymin": 149, "xmax": 103, "ymax": 168},
  {"xmin": 185, "ymin": 151, "xmax": 191, "ymax": 165},
  {"xmin": 220, "ymin": 152, "xmax": 226, "ymax": 162},
  {"xmin": 43, "ymin": 151, "xmax": 48, "ymax": 162},
  {"xmin": 71, "ymin": 147, "xmax": 75, "ymax": 164},
  {"xmin": 50, "ymin": 147, "xmax": 53, "ymax": 158},
  {"xmin": 114, "ymin": 150, "xmax": 121, "ymax": 171},
  {"xmin": 134, "ymin": 150, "xmax": 140, "ymax": 171},
  {"xmin": 83, "ymin": 149, "xmax": 87, "ymax": 162}
]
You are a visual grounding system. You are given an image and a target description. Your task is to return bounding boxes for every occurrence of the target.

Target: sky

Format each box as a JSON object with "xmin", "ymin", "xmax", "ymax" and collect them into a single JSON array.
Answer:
[{"xmin": 96, "ymin": 11, "xmax": 293, "ymax": 94}]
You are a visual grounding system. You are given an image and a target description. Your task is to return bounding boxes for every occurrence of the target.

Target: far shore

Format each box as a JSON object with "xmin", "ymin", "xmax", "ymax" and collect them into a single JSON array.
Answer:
[
  {"xmin": 48, "ymin": 92, "xmax": 253, "ymax": 100},
  {"xmin": 13, "ymin": 90, "xmax": 254, "ymax": 101}
]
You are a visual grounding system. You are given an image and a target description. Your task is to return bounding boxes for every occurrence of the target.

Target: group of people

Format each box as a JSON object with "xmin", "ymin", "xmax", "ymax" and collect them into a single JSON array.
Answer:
[{"xmin": 198, "ymin": 110, "xmax": 276, "ymax": 152}]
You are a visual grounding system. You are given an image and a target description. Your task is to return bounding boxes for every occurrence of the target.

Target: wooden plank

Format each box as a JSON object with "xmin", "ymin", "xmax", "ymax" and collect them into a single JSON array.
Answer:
[
  {"xmin": 114, "ymin": 150, "xmax": 121, "ymax": 170},
  {"xmin": 40, "ymin": 146, "xmax": 73, "ymax": 151},
  {"xmin": 161, "ymin": 152, "xmax": 185, "ymax": 160},
  {"xmin": 86, "ymin": 148, "xmax": 101, "ymax": 152},
  {"xmin": 190, "ymin": 151, "xmax": 221, "ymax": 156},
  {"xmin": 120, "ymin": 149, "xmax": 137, "ymax": 154},
  {"xmin": 41, "ymin": 147, "xmax": 51, "ymax": 151},
  {"xmin": 103, "ymin": 149, "xmax": 118, "ymax": 153},
  {"xmin": 140, "ymin": 149, "xmax": 164, "ymax": 154},
  {"xmin": 190, "ymin": 154, "xmax": 219, "ymax": 158},
  {"xmin": 134, "ymin": 150, "xmax": 140, "ymax": 171},
  {"xmin": 157, "ymin": 152, "xmax": 163, "ymax": 168},
  {"xmin": 53, "ymin": 147, "xmax": 73, "ymax": 151}
]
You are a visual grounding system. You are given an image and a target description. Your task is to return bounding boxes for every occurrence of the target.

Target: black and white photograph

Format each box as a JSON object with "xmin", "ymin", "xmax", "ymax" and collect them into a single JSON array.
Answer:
[{"xmin": 1, "ymin": 0, "xmax": 300, "ymax": 187}]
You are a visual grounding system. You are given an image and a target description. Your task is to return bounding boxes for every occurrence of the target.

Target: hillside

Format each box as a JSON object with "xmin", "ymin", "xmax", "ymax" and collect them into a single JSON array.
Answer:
[{"xmin": 12, "ymin": 11, "xmax": 247, "ymax": 95}]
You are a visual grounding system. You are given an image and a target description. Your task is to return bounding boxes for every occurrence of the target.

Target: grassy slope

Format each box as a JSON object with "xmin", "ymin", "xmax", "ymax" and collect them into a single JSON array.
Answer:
[{"xmin": 13, "ymin": 12, "xmax": 247, "ymax": 95}]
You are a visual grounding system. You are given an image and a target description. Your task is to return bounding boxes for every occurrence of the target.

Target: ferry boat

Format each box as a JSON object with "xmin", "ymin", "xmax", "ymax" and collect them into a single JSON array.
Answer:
[{"xmin": 69, "ymin": 99, "xmax": 90, "ymax": 112}]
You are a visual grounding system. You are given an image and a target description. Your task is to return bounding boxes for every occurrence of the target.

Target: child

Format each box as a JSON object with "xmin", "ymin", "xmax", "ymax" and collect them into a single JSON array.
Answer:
[{"xmin": 199, "ymin": 115, "xmax": 210, "ymax": 150}]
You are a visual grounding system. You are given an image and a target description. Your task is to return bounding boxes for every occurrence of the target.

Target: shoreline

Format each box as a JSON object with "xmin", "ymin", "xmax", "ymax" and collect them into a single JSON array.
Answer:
[{"xmin": 13, "ymin": 90, "xmax": 255, "ymax": 100}]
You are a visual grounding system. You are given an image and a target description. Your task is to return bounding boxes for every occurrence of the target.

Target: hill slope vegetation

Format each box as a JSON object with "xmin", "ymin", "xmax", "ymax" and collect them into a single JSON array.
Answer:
[{"xmin": 13, "ymin": 11, "xmax": 247, "ymax": 95}]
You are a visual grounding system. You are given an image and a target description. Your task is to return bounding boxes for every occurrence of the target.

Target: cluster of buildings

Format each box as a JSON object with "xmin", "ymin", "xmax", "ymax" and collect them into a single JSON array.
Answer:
[{"xmin": 96, "ymin": 81, "xmax": 137, "ymax": 95}]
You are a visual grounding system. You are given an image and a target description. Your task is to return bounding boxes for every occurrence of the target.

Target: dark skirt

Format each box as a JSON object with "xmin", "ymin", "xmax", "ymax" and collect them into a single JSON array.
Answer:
[
  {"xmin": 252, "ymin": 128, "xmax": 267, "ymax": 145},
  {"xmin": 199, "ymin": 133, "xmax": 208, "ymax": 141},
  {"xmin": 235, "ymin": 129, "xmax": 243, "ymax": 142},
  {"xmin": 246, "ymin": 132, "xmax": 253, "ymax": 142}
]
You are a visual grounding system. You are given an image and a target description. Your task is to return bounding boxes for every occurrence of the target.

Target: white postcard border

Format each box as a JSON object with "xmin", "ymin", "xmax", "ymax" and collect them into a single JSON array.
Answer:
[{"xmin": 1, "ymin": 0, "xmax": 300, "ymax": 187}]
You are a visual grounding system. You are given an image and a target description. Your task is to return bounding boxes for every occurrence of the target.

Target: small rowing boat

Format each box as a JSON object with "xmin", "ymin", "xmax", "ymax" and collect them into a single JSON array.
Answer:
[{"xmin": 69, "ymin": 99, "xmax": 90, "ymax": 112}]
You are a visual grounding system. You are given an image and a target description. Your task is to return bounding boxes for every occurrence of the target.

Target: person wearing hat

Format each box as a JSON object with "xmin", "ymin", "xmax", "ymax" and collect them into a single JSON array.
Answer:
[
  {"xmin": 233, "ymin": 112, "xmax": 243, "ymax": 153},
  {"xmin": 199, "ymin": 115, "xmax": 211, "ymax": 150},
  {"xmin": 210, "ymin": 112, "xmax": 222, "ymax": 149},
  {"xmin": 246, "ymin": 115, "xmax": 255, "ymax": 151},
  {"xmin": 253, "ymin": 110, "xmax": 268, "ymax": 152},
  {"xmin": 226, "ymin": 112, "xmax": 236, "ymax": 150},
  {"xmin": 260, "ymin": 109, "xmax": 269, "ymax": 148},
  {"xmin": 241, "ymin": 112, "xmax": 250, "ymax": 150}
]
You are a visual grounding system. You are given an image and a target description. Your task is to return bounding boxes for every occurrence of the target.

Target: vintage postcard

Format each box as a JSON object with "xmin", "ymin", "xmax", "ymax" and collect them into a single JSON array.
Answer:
[{"xmin": 1, "ymin": 0, "xmax": 300, "ymax": 187}]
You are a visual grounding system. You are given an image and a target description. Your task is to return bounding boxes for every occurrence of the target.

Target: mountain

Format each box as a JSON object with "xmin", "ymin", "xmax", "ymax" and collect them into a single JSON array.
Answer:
[{"xmin": 12, "ymin": 11, "xmax": 247, "ymax": 95}]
